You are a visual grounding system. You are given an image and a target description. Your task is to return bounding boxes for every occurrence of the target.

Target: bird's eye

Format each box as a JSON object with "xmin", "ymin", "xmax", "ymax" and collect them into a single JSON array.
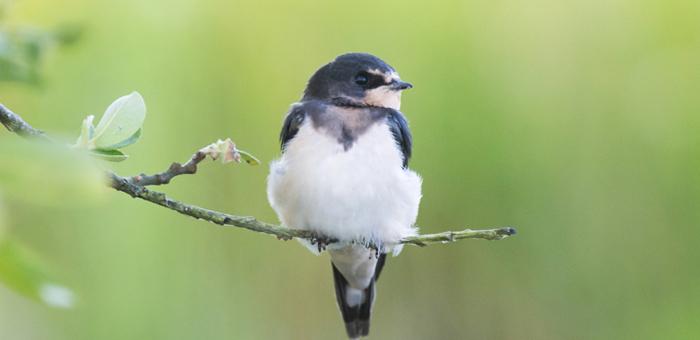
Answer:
[{"xmin": 354, "ymin": 73, "xmax": 369, "ymax": 86}]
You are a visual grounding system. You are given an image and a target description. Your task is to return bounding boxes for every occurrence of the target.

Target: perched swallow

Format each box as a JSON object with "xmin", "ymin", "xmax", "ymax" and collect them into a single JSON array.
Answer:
[{"xmin": 267, "ymin": 53, "xmax": 422, "ymax": 338}]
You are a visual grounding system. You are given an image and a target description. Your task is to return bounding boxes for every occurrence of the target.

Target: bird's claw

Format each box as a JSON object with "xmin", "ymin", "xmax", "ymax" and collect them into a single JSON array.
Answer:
[{"xmin": 311, "ymin": 236, "xmax": 333, "ymax": 252}]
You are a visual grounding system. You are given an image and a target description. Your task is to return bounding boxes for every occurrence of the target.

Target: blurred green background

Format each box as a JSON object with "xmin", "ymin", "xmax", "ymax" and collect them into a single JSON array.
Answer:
[{"xmin": 1, "ymin": 0, "xmax": 699, "ymax": 339}]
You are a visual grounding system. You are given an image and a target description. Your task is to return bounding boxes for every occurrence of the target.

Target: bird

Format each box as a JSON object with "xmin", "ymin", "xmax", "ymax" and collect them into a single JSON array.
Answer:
[{"xmin": 267, "ymin": 53, "xmax": 422, "ymax": 339}]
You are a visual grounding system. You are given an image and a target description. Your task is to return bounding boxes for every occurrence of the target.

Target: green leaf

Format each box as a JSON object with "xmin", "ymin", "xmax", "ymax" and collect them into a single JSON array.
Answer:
[
  {"xmin": 90, "ymin": 148, "xmax": 128, "ymax": 162},
  {"xmin": 92, "ymin": 91, "xmax": 146, "ymax": 149},
  {"xmin": 0, "ymin": 239, "xmax": 74, "ymax": 308},
  {"xmin": 74, "ymin": 114, "xmax": 95, "ymax": 148},
  {"xmin": 101, "ymin": 128, "xmax": 141, "ymax": 150},
  {"xmin": 238, "ymin": 149, "xmax": 260, "ymax": 166}
]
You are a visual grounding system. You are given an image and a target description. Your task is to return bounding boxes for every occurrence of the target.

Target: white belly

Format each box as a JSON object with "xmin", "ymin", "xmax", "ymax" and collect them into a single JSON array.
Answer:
[{"xmin": 267, "ymin": 120, "xmax": 422, "ymax": 253}]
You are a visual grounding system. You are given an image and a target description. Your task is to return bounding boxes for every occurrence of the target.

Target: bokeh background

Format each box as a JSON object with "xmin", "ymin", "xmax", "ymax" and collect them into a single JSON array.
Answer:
[{"xmin": 1, "ymin": 0, "xmax": 699, "ymax": 339}]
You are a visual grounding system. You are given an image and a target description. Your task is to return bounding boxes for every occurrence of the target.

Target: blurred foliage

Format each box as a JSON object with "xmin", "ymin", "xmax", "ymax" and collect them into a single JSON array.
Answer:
[
  {"xmin": 0, "ymin": 196, "xmax": 5, "ymax": 237},
  {"xmin": 0, "ymin": 239, "xmax": 74, "ymax": 308},
  {"xmin": 0, "ymin": 0, "xmax": 106, "ymax": 306},
  {"xmin": 0, "ymin": 0, "xmax": 699, "ymax": 339},
  {"xmin": 0, "ymin": 138, "xmax": 107, "ymax": 205},
  {"xmin": 0, "ymin": 137, "xmax": 106, "ymax": 308},
  {"xmin": 0, "ymin": 1, "xmax": 81, "ymax": 84}
]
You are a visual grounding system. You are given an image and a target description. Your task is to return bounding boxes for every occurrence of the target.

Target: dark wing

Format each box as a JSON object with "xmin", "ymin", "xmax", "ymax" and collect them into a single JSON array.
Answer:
[
  {"xmin": 386, "ymin": 110, "xmax": 413, "ymax": 168},
  {"xmin": 279, "ymin": 105, "xmax": 306, "ymax": 151}
]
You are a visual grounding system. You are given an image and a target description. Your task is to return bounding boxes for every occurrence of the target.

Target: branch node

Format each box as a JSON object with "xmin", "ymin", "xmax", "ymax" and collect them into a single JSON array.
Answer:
[{"xmin": 448, "ymin": 231, "xmax": 456, "ymax": 242}]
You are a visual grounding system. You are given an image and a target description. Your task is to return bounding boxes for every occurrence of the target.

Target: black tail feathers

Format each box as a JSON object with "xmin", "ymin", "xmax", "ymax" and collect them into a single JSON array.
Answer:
[{"xmin": 331, "ymin": 254, "xmax": 387, "ymax": 339}]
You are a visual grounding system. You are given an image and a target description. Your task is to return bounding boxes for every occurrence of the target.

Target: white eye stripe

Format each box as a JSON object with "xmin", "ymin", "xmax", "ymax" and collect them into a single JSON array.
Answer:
[
  {"xmin": 388, "ymin": 71, "xmax": 400, "ymax": 82},
  {"xmin": 366, "ymin": 69, "xmax": 402, "ymax": 85}
]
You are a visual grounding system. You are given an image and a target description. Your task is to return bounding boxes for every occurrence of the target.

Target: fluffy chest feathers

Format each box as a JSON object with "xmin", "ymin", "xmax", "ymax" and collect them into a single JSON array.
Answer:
[
  {"xmin": 267, "ymin": 108, "xmax": 422, "ymax": 249},
  {"xmin": 306, "ymin": 104, "xmax": 387, "ymax": 150}
]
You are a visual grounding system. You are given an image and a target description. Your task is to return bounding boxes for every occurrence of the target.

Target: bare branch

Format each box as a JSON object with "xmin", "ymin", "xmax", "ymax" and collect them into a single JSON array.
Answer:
[
  {"xmin": 112, "ymin": 171, "xmax": 515, "ymax": 246},
  {"xmin": 126, "ymin": 151, "xmax": 207, "ymax": 186},
  {"xmin": 0, "ymin": 102, "xmax": 517, "ymax": 248},
  {"xmin": 0, "ymin": 103, "xmax": 46, "ymax": 138},
  {"xmin": 109, "ymin": 171, "xmax": 316, "ymax": 240},
  {"xmin": 401, "ymin": 227, "xmax": 516, "ymax": 246},
  {"xmin": 125, "ymin": 138, "xmax": 254, "ymax": 186}
]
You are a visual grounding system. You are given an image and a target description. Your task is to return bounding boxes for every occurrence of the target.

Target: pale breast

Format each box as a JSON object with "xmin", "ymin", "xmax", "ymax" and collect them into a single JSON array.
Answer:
[{"xmin": 267, "ymin": 117, "xmax": 422, "ymax": 249}]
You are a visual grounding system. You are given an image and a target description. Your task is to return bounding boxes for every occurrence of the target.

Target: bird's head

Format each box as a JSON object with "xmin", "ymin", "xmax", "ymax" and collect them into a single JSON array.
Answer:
[{"xmin": 303, "ymin": 53, "xmax": 412, "ymax": 110}]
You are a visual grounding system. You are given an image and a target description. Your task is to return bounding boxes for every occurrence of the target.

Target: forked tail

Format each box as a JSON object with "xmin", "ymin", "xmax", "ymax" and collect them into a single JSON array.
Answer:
[{"xmin": 331, "ymin": 254, "xmax": 387, "ymax": 339}]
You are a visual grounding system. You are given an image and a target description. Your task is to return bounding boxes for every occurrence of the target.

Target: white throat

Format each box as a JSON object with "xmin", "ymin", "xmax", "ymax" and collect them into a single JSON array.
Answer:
[{"xmin": 363, "ymin": 87, "xmax": 402, "ymax": 110}]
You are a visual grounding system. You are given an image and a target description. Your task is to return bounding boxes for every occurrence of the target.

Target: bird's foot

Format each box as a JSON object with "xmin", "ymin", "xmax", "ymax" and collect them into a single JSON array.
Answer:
[
  {"xmin": 311, "ymin": 235, "xmax": 335, "ymax": 252},
  {"xmin": 367, "ymin": 243, "xmax": 384, "ymax": 259}
]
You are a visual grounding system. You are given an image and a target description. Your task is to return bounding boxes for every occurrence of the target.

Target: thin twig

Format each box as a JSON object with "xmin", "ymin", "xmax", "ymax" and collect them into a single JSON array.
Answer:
[
  {"xmin": 126, "ymin": 151, "xmax": 207, "ymax": 186},
  {"xmin": 401, "ymin": 227, "xmax": 516, "ymax": 246},
  {"xmin": 0, "ymin": 102, "xmax": 517, "ymax": 247}
]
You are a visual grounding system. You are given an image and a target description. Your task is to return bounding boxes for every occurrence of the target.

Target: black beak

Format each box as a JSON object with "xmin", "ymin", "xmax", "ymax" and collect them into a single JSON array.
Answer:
[{"xmin": 390, "ymin": 80, "xmax": 413, "ymax": 91}]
